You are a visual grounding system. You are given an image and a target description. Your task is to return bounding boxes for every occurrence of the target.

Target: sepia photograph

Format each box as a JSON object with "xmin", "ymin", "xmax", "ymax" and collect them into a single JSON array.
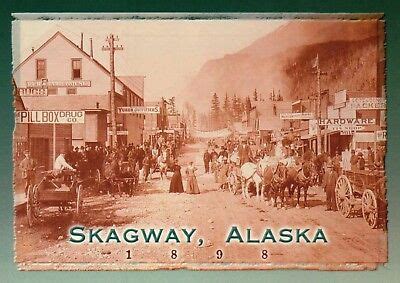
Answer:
[{"xmin": 12, "ymin": 14, "xmax": 387, "ymax": 270}]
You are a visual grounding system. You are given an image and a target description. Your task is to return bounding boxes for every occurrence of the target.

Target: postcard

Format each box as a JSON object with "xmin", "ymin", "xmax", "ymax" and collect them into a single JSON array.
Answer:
[{"xmin": 12, "ymin": 14, "xmax": 387, "ymax": 270}]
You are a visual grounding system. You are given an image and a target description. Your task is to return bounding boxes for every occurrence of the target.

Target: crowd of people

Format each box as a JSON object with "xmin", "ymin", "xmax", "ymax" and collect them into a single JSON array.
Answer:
[{"xmin": 201, "ymin": 136, "xmax": 386, "ymax": 211}]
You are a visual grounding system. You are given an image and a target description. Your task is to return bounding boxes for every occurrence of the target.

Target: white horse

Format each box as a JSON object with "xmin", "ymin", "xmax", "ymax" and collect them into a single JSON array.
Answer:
[{"xmin": 240, "ymin": 162, "xmax": 263, "ymax": 200}]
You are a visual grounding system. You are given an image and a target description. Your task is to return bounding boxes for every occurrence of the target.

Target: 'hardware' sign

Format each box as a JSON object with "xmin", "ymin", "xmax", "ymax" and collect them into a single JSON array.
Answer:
[
  {"xmin": 118, "ymin": 106, "xmax": 160, "ymax": 114},
  {"xmin": 319, "ymin": 118, "xmax": 375, "ymax": 126},
  {"xmin": 15, "ymin": 110, "xmax": 85, "ymax": 124}
]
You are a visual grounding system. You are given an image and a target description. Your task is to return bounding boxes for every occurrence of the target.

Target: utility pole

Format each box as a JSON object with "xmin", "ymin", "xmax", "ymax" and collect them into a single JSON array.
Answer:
[
  {"xmin": 102, "ymin": 34, "xmax": 123, "ymax": 147},
  {"xmin": 314, "ymin": 54, "xmax": 327, "ymax": 155}
]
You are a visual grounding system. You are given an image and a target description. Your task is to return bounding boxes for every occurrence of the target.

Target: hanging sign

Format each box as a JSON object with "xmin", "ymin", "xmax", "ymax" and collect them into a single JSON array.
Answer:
[
  {"xmin": 118, "ymin": 106, "xmax": 160, "ymax": 114},
  {"xmin": 280, "ymin": 112, "xmax": 314, "ymax": 120}
]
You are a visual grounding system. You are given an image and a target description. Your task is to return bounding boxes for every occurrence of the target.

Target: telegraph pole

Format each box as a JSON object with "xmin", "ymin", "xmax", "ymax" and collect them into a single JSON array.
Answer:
[
  {"xmin": 102, "ymin": 34, "xmax": 123, "ymax": 147},
  {"xmin": 314, "ymin": 54, "xmax": 327, "ymax": 155}
]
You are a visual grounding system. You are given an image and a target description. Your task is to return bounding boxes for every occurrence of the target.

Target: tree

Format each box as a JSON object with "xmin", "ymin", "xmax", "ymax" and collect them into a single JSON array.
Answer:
[
  {"xmin": 223, "ymin": 92, "xmax": 232, "ymax": 124},
  {"xmin": 210, "ymin": 92, "xmax": 222, "ymax": 130},
  {"xmin": 253, "ymin": 88, "xmax": 258, "ymax": 101},
  {"xmin": 245, "ymin": 96, "xmax": 252, "ymax": 112},
  {"xmin": 232, "ymin": 93, "xmax": 242, "ymax": 122}
]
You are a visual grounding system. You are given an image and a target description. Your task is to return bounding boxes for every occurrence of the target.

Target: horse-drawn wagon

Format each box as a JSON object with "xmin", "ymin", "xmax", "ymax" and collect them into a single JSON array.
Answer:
[
  {"xmin": 335, "ymin": 169, "xmax": 386, "ymax": 228},
  {"xmin": 26, "ymin": 169, "xmax": 84, "ymax": 227}
]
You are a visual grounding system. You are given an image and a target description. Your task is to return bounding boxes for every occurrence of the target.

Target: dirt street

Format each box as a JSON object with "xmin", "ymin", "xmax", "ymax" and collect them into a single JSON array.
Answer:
[{"xmin": 15, "ymin": 142, "xmax": 387, "ymax": 270}]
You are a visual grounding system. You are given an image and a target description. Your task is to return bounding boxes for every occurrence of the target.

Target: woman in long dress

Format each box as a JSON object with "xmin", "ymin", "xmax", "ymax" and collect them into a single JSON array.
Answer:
[
  {"xmin": 186, "ymin": 161, "xmax": 200, "ymax": 194},
  {"xmin": 169, "ymin": 160, "xmax": 184, "ymax": 193}
]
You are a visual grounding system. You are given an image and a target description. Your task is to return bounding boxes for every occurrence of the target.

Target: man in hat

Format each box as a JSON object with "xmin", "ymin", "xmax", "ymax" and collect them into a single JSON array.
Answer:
[
  {"xmin": 332, "ymin": 151, "xmax": 341, "ymax": 174},
  {"xmin": 322, "ymin": 161, "xmax": 338, "ymax": 211},
  {"xmin": 350, "ymin": 150, "xmax": 358, "ymax": 171},
  {"xmin": 19, "ymin": 150, "xmax": 36, "ymax": 197},
  {"xmin": 218, "ymin": 156, "xmax": 229, "ymax": 190},
  {"xmin": 54, "ymin": 149, "xmax": 75, "ymax": 173},
  {"xmin": 238, "ymin": 140, "xmax": 253, "ymax": 165},
  {"xmin": 358, "ymin": 152, "xmax": 365, "ymax": 170},
  {"xmin": 203, "ymin": 149, "xmax": 211, "ymax": 174}
]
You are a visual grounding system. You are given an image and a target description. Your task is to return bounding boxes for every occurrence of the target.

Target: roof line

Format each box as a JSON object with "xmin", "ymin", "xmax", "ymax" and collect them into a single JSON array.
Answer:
[{"xmin": 13, "ymin": 31, "xmax": 143, "ymax": 100}]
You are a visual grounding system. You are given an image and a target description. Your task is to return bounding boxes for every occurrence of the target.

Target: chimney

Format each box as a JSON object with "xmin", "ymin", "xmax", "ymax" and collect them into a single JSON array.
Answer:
[
  {"xmin": 90, "ymin": 38, "xmax": 93, "ymax": 59},
  {"xmin": 31, "ymin": 47, "xmax": 34, "ymax": 53},
  {"xmin": 80, "ymin": 32, "xmax": 84, "ymax": 50}
]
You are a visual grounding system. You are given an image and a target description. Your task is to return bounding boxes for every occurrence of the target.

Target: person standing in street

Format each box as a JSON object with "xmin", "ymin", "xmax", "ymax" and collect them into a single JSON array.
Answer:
[
  {"xmin": 203, "ymin": 149, "xmax": 211, "ymax": 173},
  {"xmin": 366, "ymin": 146, "xmax": 375, "ymax": 170},
  {"xmin": 322, "ymin": 161, "xmax": 338, "ymax": 211},
  {"xmin": 169, "ymin": 160, "xmax": 184, "ymax": 193},
  {"xmin": 350, "ymin": 150, "xmax": 358, "ymax": 171},
  {"xmin": 142, "ymin": 153, "xmax": 151, "ymax": 183},
  {"xmin": 238, "ymin": 140, "xmax": 252, "ymax": 165},
  {"xmin": 185, "ymin": 161, "xmax": 200, "ymax": 194},
  {"xmin": 19, "ymin": 150, "xmax": 36, "ymax": 197}
]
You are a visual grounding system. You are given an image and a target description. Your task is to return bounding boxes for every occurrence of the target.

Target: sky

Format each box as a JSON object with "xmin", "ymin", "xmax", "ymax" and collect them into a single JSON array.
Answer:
[{"xmin": 12, "ymin": 19, "xmax": 286, "ymax": 103}]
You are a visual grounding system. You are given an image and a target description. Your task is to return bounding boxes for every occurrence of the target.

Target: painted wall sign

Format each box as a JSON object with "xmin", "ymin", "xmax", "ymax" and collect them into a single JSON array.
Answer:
[
  {"xmin": 15, "ymin": 110, "xmax": 85, "ymax": 124},
  {"xmin": 26, "ymin": 80, "xmax": 91, "ymax": 88},
  {"xmin": 376, "ymin": 130, "xmax": 387, "ymax": 141},
  {"xmin": 348, "ymin": 97, "xmax": 386, "ymax": 110},
  {"xmin": 280, "ymin": 112, "xmax": 314, "ymax": 120},
  {"xmin": 18, "ymin": 88, "xmax": 48, "ymax": 96},
  {"xmin": 118, "ymin": 106, "xmax": 160, "ymax": 114},
  {"xmin": 319, "ymin": 118, "xmax": 375, "ymax": 125}
]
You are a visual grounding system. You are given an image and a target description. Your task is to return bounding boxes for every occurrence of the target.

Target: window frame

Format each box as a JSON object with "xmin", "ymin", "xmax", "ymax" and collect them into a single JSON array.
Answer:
[
  {"xmin": 71, "ymin": 58, "xmax": 82, "ymax": 80},
  {"xmin": 36, "ymin": 59, "xmax": 47, "ymax": 80}
]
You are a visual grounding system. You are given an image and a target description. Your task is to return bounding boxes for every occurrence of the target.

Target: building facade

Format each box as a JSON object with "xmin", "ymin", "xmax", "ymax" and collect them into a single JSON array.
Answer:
[{"xmin": 13, "ymin": 32, "xmax": 144, "ymax": 168}]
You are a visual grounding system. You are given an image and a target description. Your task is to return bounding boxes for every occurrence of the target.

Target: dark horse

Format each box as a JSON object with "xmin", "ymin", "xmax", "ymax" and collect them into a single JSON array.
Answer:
[
  {"xmin": 285, "ymin": 160, "xmax": 316, "ymax": 208},
  {"xmin": 262, "ymin": 162, "xmax": 287, "ymax": 208}
]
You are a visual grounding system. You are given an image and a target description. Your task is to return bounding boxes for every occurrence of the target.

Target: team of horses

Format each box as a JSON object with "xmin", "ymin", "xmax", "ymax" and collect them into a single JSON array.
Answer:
[{"xmin": 229, "ymin": 155, "xmax": 319, "ymax": 209}]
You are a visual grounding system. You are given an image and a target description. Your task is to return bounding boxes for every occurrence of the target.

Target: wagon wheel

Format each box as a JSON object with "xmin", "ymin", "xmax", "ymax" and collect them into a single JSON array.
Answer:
[
  {"xmin": 75, "ymin": 184, "xmax": 83, "ymax": 216},
  {"xmin": 361, "ymin": 189, "xmax": 378, "ymax": 228},
  {"xmin": 335, "ymin": 175, "xmax": 353, "ymax": 218},
  {"xmin": 26, "ymin": 184, "xmax": 38, "ymax": 227}
]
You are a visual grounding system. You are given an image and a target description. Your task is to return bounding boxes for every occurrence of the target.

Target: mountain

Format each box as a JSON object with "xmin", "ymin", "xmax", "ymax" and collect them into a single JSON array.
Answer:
[{"xmin": 182, "ymin": 20, "xmax": 380, "ymax": 112}]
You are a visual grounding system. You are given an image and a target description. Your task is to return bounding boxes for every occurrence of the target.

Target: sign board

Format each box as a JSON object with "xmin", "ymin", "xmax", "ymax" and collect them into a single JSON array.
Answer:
[
  {"xmin": 328, "ymin": 125, "xmax": 365, "ymax": 132},
  {"xmin": 340, "ymin": 131, "xmax": 356, "ymax": 135},
  {"xmin": 319, "ymin": 118, "xmax": 375, "ymax": 126},
  {"xmin": 108, "ymin": 130, "xmax": 128, "ymax": 136},
  {"xmin": 26, "ymin": 80, "xmax": 91, "ymax": 88},
  {"xmin": 309, "ymin": 119, "xmax": 318, "ymax": 136},
  {"xmin": 15, "ymin": 110, "xmax": 85, "ymax": 124},
  {"xmin": 280, "ymin": 112, "xmax": 314, "ymax": 120},
  {"xmin": 348, "ymin": 97, "xmax": 386, "ymax": 110},
  {"xmin": 334, "ymin": 90, "xmax": 347, "ymax": 105},
  {"xmin": 18, "ymin": 88, "xmax": 48, "ymax": 96},
  {"xmin": 118, "ymin": 106, "xmax": 160, "ymax": 114},
  {"xmin": 376, "ymin": 130, "xmax": 387, "ymax": 141}
]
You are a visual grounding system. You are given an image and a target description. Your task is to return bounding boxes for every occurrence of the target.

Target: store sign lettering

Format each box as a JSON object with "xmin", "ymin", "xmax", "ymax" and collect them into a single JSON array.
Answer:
[{"xmin": 15, "ymin": 110, "xmax": 85, "ymax": 124}]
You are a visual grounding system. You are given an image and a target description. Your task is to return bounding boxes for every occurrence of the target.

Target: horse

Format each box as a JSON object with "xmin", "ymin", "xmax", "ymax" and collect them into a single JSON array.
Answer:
[
  {"xmin": 285, "ymin": 160, "xmax": 317, "ymax": 208},
  {"xmin": 240, "ymin": 162, "xmax": 263, "ymax": 200},
  {"xmin": 157, "ymin": 154, "xmax": 168, "ymax": 180},
  {"xmin": 260, "ymin": 160, "xmax": 287, "ymax": 208}
]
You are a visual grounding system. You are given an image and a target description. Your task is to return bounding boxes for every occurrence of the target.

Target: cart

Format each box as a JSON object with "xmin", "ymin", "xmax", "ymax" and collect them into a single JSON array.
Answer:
[
  {"xmin": 335, "ymin": 169, "xmax": 386, "ymax": 228},
  {"xmin": 26, "ymin": 170, "xmax": 84, "ymax": 227},
  {"xmin": 116, "ymin": 161, "xmax": 139, "ymax": 196}
]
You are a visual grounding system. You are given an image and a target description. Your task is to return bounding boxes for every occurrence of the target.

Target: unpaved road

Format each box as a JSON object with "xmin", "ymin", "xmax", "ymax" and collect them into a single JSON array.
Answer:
[{"xmin": 15, "ymin": 142, "xmax": 387, "ymax": 270}]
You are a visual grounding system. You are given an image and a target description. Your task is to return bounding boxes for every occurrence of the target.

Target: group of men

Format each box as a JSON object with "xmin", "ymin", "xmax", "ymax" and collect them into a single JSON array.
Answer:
[
  {"xmin": 18, "ymin": 138, "xmax": 181, "ymax": 196},
  {"xmin": 201, "ymin": 137, "xmax": 386, "ymax": 212}
]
